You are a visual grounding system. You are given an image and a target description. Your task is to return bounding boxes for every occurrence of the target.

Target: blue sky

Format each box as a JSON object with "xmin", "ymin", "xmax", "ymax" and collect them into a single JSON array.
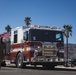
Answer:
[{"xmin": 0, "ymin": 0, "xmax": 76, "ymax": 43}]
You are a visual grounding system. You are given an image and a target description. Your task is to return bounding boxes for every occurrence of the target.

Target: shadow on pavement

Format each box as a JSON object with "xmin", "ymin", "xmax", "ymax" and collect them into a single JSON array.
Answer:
[
  {"xmin": 5, "ymin": 65, "xmax": 76, "ymax": 71},
  {"xmin": 23, "ymin": 66, "xmax": 76, "ymax": 71}
]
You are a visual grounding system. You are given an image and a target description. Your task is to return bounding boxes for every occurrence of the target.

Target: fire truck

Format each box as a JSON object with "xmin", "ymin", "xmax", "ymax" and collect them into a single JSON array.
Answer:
[{"xmin": 0, "ymin": 25, "xmax": 65, "ymax": 68}]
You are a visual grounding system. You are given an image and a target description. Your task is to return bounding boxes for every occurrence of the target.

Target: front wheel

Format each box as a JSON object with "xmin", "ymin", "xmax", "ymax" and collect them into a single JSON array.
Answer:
[
  {"xmin": 1, "ymin": 61, "xmax": 6, "ymax": 66},
  {"xmin": 71, "ymin": 63, "xmax": 75, "ymax": 67},
  {"xmin": 16, "ymin": 53, "xmax": 25, "ymax": 68}
]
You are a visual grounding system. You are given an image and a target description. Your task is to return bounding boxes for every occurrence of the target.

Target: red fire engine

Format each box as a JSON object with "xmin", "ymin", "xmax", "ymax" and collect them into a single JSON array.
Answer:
[{"xmin": 0, "ymin": 25, "xmax": 65, "ymax": 68}]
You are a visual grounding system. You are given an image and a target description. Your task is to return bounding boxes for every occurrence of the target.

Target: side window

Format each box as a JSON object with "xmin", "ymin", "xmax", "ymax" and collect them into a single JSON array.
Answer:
[
  {"xmin": 23, "ymin": 31, "xmax": 28, "ymax": 41},
  {"xmin": 14, "ymin": 30, "xmax": 18, "ymax": 43},
  {"xmin": 23, "ymin": 32, "xmax": 26, "ymax": 40}
]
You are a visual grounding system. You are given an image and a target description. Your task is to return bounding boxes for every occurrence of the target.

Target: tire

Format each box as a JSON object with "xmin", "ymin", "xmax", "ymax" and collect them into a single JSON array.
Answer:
[
  {"xmin": 71, "ymin": 63, "xmax": 75, "ymax": 67},
  {"xmin": 16, "ymin": 53, "xmax": 25, "ymax": 68},
  {"xmin": 1, "ymin": 61, "xmax": 6, "ymax": 66}
]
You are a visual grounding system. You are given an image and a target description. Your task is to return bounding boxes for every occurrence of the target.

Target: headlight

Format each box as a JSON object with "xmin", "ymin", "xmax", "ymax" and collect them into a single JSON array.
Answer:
[
  {"xmin": 26, "ymin": 47, "xmax": 41, "ymax": 51},
  {"xmin": 26, "ymin": 47, "xmax": 32, "ymax": 51}
]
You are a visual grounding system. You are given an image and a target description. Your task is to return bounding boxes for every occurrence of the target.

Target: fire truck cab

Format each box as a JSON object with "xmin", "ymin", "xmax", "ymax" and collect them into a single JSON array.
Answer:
[{"xmin": 2, "ymin": 25, "xmax": 65, "ymax": 68}]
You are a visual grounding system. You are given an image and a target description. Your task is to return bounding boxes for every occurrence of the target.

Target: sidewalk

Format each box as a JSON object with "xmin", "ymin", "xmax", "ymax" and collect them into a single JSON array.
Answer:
[{"xmin": 56, "ymin": 65, "xmax": 76, "ymax": 69}]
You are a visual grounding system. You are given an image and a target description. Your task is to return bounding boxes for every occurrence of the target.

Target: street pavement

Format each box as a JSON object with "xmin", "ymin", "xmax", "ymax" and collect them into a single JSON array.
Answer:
[
  {"xmin": 0, "ymin": 60, "xmax": 76, "ymax": 75},
  {"xmin": 0, "ymin": 64, "xmax": 76, "ymax": 75}
]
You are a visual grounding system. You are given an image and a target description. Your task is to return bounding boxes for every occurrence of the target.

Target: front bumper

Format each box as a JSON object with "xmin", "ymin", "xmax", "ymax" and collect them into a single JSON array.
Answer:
[
  {"xmin": 30, "ymin": 56, "xmax": 65, "ymax": 65},
  {"xmin": 32, "ymin": 56, "xmax": 64, "ymax": 61}
]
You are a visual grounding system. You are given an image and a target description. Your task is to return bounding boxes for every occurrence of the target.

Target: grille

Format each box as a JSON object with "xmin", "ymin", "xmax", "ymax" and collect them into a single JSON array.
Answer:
[{"xmin": 42, "ymin": 45, "xmax": 57, "ymax": 56}]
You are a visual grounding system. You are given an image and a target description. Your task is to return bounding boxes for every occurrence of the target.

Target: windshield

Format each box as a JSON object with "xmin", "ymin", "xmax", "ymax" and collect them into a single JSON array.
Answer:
[{"xmin": 29, "ymin": 29, "xmax": 63, "ymax": 42}]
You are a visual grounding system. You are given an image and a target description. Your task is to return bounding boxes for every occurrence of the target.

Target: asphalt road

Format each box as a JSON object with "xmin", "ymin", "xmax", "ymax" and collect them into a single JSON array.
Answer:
[{"xmin": 0, "ymin": 65, "xmax": 76, "ymax": 75}]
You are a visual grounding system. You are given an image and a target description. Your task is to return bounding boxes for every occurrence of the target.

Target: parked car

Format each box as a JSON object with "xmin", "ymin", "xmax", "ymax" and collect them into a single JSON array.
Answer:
[
  {"xmin": 64, "ymin": 58, "xmax": 75, "ymax": 67},
  {"xmin": 69, "ymin": 59, "xmax": 76, "ymax": 67}
]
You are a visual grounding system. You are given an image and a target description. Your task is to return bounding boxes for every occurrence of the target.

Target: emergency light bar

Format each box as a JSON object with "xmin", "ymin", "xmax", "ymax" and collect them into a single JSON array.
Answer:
[
  {"xmin": 22, "ymin": 25, "xmax": 60, "ymax": 30},
  {"xmin": 30, "ymin": 25, "xmax": 60, "ymax": 29}
]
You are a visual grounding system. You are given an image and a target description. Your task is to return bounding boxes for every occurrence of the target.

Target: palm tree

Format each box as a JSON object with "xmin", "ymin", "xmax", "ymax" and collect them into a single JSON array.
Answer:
[
  {"xmin": 63, "ymin": 25, "xmax": 72, "ymax": 66},
  {"xmin": 5, "ymin": 25, "xmax": 11, "ymax": 60},
  {"xmin": 24, "ymin": 17, "xmax": 31, "ymax": 26},
  {"xmin": 5, "ymin": 25, "xmax": 11, "ymax": 33}
]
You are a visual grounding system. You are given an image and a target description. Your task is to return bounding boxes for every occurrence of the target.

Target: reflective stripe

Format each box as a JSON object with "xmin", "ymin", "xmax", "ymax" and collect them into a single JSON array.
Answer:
[{"xmin": 10, "ymin": 48, "xmax": 24, "ymax": 53}]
